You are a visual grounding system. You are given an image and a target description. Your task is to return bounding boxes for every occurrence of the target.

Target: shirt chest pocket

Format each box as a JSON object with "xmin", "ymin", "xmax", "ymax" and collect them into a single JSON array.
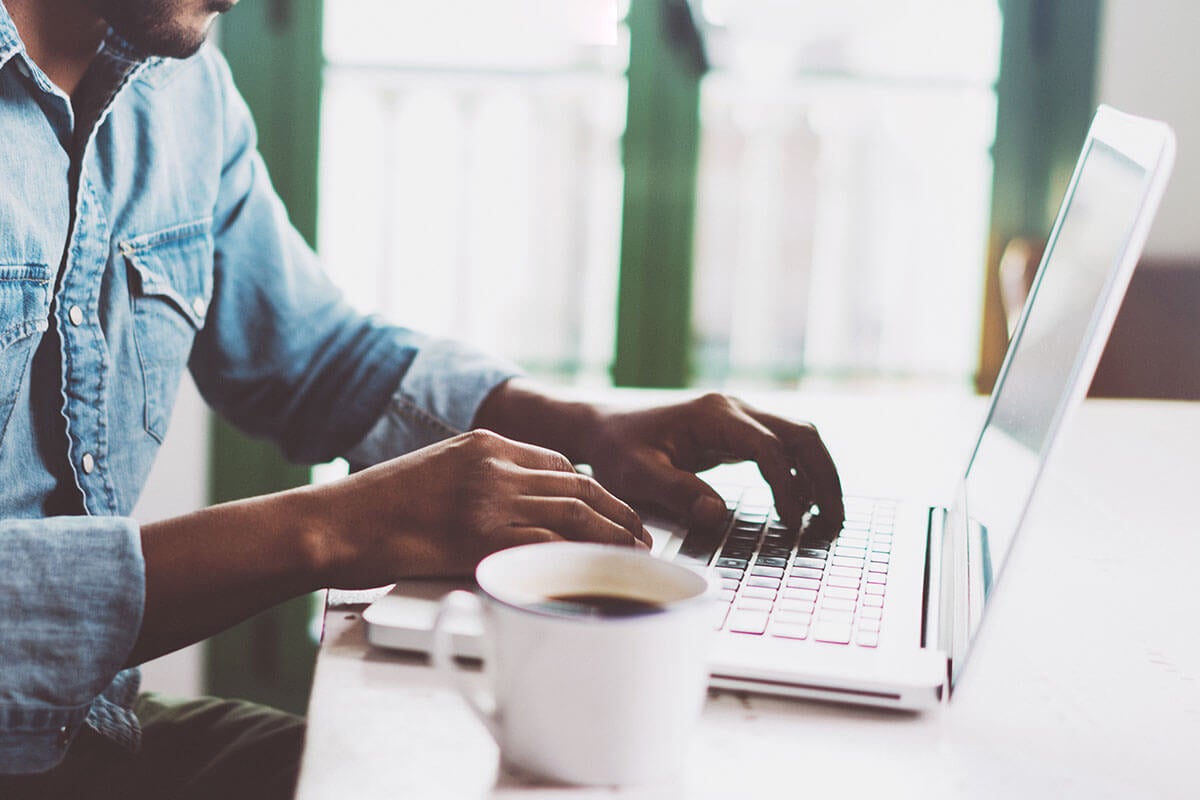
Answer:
[
  {"xmin": 0, "ymin": 264, "xmax": 52, "ymax": 441},
  {"xmin": 120, "ymin": 221, "xmax": 213, "ymax": 442}
]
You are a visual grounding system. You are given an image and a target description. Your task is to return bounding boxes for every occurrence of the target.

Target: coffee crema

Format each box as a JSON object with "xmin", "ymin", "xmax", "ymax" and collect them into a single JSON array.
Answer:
[{"xmin": 531, "ymin": 592, "xmax": 667, "ymax": 618}]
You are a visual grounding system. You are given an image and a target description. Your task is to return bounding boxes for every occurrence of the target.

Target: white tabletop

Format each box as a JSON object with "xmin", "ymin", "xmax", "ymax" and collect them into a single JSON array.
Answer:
[{"xmin": 296, "ymin": 389, "xmax": 1200, "ymax": 799}]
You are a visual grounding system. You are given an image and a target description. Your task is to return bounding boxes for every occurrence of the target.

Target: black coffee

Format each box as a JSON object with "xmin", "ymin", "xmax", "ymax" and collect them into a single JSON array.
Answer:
[{"xmin": 532, "ymin": 592, "xmax": 666, "ymax": 618}]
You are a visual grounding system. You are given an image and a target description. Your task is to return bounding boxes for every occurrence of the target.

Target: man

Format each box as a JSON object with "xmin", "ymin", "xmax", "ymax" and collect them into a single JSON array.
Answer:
[{"xmin": 0, "ymin": 0, "xmax": 843, "ymax": 796}]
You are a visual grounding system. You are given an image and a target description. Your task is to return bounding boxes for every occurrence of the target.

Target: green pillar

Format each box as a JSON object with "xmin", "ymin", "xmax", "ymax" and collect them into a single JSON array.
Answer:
[
  {"xmin": 206, "ymin": 0, "xmax": 325, "ymax": 714},
  {"xmin": 612, "ymin": 0, "xmax": 707, "ymax": 388}
]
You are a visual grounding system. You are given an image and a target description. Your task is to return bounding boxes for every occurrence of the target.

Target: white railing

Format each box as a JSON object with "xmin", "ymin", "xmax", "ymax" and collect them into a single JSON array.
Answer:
[{"xmin": 692, "ymin": 75, "xmax": 997, "ymax": 386}]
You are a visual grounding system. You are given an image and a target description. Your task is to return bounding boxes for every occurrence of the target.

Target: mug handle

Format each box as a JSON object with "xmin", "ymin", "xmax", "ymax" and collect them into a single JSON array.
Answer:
[{"xmin": 431, "ymin": 590, "xmax": 500, "ymax": 739}]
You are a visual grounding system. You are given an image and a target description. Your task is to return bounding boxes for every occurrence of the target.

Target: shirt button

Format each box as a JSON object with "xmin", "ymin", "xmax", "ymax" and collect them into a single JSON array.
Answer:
[
  {"xmin": 81, "ymin": 453, "xmax": 95, "ymax": 474},
  {"xmin": 191, "ymin": 297, "xmax": 207, "ymax": 317},
  {"xmin": 68, "ymin": 305, "xmax": 84, "ymax": 326},
  {"xmin": 57, "ymin": 725, "xmax": 71, "ymax": 746}
]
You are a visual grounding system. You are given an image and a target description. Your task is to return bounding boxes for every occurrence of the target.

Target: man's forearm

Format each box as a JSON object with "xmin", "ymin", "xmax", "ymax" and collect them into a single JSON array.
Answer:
[{"xmin": 128, "ymin": 486, "xmax": 331, "ymax": 666}]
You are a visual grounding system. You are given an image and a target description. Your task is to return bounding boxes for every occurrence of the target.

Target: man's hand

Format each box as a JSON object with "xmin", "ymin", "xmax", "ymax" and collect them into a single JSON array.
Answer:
[
  {"xmin": 308, "ymin": 429, "xmax": 650, "ymax": 587},
  {"xmin": 474, "ymin": 380, "xmax": 845, "ymax": 532},
  {"xmin": 579, "ymin": 394, "xmax": 844, "ymax": 531}
]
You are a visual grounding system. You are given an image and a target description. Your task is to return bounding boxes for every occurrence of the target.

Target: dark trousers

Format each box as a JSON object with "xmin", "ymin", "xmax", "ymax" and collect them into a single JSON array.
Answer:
[{"xmin": 0, "ymin": 693, "xmax": 306, "ymax": 800}]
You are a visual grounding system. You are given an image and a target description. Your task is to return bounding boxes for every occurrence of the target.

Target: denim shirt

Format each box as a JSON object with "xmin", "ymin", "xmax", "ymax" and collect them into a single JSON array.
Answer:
[{"xmin": 0, "ymin": 6, "xmax": 518, "ymax": 774}]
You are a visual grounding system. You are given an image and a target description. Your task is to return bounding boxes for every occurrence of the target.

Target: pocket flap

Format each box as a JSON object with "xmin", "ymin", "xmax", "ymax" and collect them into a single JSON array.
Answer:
[
  {"xmin": 120, "ymin": 219, "xmax": 214, "ymax": 329},
  {"xmin": 0, "ymin": 263, "xmax": 52, "ymax": 349}
]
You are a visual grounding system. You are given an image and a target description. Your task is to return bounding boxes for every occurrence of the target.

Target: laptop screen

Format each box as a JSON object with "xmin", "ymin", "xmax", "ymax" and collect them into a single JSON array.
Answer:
[{"xmin": 946, "ymin": 133, "xmax": 1156, "ymax": 679}]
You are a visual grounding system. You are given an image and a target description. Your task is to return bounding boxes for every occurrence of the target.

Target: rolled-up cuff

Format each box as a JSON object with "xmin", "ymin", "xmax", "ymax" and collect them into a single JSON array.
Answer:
[
  {"xmin": 0, "ymin": 516, "xmax": 145, "ymax": 773},
  {"xmin": 344, "ymin": 337, "xmax": 522, "ymax": 467}
]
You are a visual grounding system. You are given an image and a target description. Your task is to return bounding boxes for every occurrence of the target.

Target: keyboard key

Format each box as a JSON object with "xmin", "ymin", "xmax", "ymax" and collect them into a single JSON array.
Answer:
[
  {"xmin": 864, "ymin": 584, "xmax": 886, "ymax": 597},
  {"xmin": 862, "ymin": 595, "xmax": 884, "ymax": 608},
  {"xmin": 718, "ymin": 589, "xmax": 736, "ymax": 604},
  {"xmin": 750, "ymin": 566, "xmax": 784, "ymax": 579},
  {"xmin": 780, "ymin": 590, "xmax": 818, "ymax": 606},
  {"xmin": 813, "ymin": 622, "xmax": 853, "ymax": 644},
  {"xmin": 716, "ymin": 557, "xmax": 749, "ymax": 570},
  {"xmin": 791, "ymin": 567, "xmax": 823, "ymax": 581},
  {"xmin": 856, "ymin": 632, "xmax": 880, "ymax": 648},
  {"xmin": 771, "ymin": 623, "xmax": 810, "ymax": 640},
  {"xmin": 826, "ymin": 575, "xmax": 861, "ymax": 590},
  {"xmin": 785, "ymin": 578, "xmax": 822, "ymax": 593},
  {"xmin": 796, "ymin": 548, "xmax": 828, "ymax": 559},
  {"xmin": 866, "ymin": 573, "xmax": 888, "ymax": 585},
  {"xmin": 745, "ymin": 576, "xmax": 781, "ymax": 590},
  {"xmin": 793, "ymin": 557, "xmax": 827, "ymax": 570},
  {"xmin": 860, "ymin": 607, "xmax": 883, "ymax": 622},
  {"xmin": 820, "ymin": 597, "xmax": 856, "ymax": 612},
  {"xmin": 828, "ymin": 565, "xmax": 862, "ymax": 579},
  {"xmin": 867, "ymin": 562, "xmax": 889, "ymax": 575},
  {"xmin": 823, "ymin": 586, "xmax": 858, "ymax": 601},
  {"xmin": 775, "ymin": 605, "xmax": 814, "ymax": 621},
  {"xmin": 742, "ymin": 586, "xmax": 777, "ymax": 601},
  {"xmin": 755, "ymin": 557, "xmax": 789, "ymax": 568},
  {"xmin": 728, "ymin": 610, "xmax": 769, "ymax": 635},
  {"xmin": 868, "ymin": 552, "xmax": 890, "ymax": 564},
  {"xmin": 720, "ymin": 578, "xmax": 741, "ymax": 591},
  {"xmin": 759, "ymin": 548, "xmax": 794, "ymax": 561},
  {"xmin": 738, "ymin": 497, "xmax": 771, "ymax": 513},
  {"xmin": 818, "ymin": 610, "xmax": 855, "ymax": 625},
  {"xmin": 738, "ymin": 598, "xmax": 773, "ymax": 612},
  {"xmin": 834, "ymin": 542, "xmax": 868, "ymax": 553},
  {"xmin": 720, "ymin": 548, "xmax": 754, "ymax": 561},
  {"xmin": 715, "ymin": 567, "xmax": 744, "ymax": 581}
]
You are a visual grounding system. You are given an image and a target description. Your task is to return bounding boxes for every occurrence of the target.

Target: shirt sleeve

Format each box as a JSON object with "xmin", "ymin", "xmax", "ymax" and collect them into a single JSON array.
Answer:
[
  {"xmin": 0, "ymin": 517, "xmax": 145, "ymax": 773},
  {"xmin": 188, "ymin": 48, "xmax": 520, "ymax": 465},
  {"xmin": 343, "ymin": 336, "xmax": 522, "ymax": 468}
]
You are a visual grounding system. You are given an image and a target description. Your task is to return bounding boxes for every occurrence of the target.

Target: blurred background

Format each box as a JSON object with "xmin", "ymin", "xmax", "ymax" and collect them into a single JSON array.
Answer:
[{"xmin": 133, "ymin": 0, "xmax": 1200, "ymax": 710}]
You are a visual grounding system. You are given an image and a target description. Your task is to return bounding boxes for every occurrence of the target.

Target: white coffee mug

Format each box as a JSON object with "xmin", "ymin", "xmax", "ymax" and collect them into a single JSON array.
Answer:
[{"xmin": 431, "ymin": 541, "xmax": 714, "ymax": 786}]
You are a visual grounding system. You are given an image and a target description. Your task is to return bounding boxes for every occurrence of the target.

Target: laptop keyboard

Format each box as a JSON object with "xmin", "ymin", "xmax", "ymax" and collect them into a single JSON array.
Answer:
[{"xmin": 676, "ymin": 486, "xmax": 895, "ymax": 648}]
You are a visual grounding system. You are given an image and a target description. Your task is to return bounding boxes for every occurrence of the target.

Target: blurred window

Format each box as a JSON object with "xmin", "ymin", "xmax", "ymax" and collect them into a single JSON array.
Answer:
[{"xmin": 319, "ymin": 0, "xmax": 1001, "ymax": 388}]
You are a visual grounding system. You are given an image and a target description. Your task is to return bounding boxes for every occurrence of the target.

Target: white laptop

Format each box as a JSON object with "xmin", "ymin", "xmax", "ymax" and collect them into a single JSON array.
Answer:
[{"xmin": 364, "ymin": 106, "xmax": 1175, "ymax": 710}]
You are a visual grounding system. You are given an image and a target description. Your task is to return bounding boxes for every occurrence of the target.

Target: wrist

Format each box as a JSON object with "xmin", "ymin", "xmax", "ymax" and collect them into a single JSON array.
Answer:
[
  {"xmin": 290, "ymin": 483, "xmax": 350, "ymax": 589},
  {"xmin": 473, "ymin": 378, "xmax": 605, "ymax": 464}
]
